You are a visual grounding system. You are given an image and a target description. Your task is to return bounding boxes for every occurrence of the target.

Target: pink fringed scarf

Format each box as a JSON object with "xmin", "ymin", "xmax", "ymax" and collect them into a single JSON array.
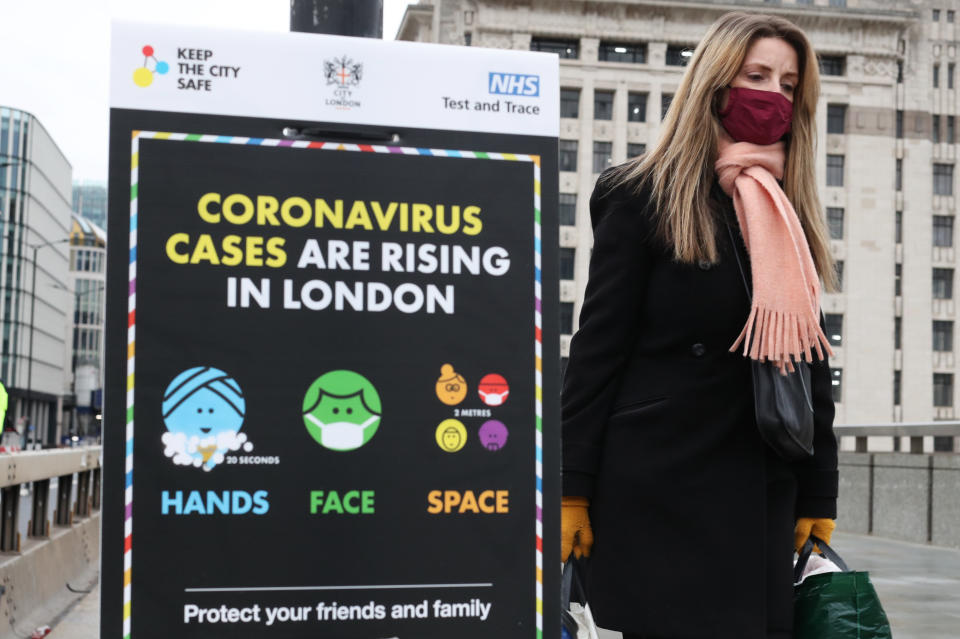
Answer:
[{"xmin": 715, "ymin": 132, "xmax": 834, "ymax": 373}]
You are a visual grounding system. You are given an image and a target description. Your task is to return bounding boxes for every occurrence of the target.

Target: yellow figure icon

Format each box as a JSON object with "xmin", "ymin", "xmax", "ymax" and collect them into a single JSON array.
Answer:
[
  {"xmin": 435, "ymin": 363, "xmax": 467, "ymax": 405},
  {"xmin": 435, "ymin": 419, "xmax": 467, "ymax": 453}
]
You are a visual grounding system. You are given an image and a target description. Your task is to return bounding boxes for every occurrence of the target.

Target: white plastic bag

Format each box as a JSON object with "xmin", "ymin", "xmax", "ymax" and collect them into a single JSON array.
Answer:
[
  {"xmin": 793, "ymin": 550, "xmax": 843, "ymax": 584},
  {"xmin": 564, "ymin": 600, "xmax": 601, "ymax": 639},
  {"xmin": 561, "ymin": 559, "xmax": 601, "ymax": 639}
]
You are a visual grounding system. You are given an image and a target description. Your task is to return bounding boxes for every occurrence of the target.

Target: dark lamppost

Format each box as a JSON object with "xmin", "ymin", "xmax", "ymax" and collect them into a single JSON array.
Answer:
[
  {"xmin": 26, "ymin": 238, "xmax": 70, "ymax": 448},
  {"xmin": 290, "ymin": 0, "xmax": 383, "ymax": 37}
]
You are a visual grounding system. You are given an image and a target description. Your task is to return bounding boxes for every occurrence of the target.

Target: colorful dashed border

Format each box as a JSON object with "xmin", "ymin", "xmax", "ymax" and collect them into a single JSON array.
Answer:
[{"xmin": 126, "ymin": 131, "xmax": 543, "ymax": 638}]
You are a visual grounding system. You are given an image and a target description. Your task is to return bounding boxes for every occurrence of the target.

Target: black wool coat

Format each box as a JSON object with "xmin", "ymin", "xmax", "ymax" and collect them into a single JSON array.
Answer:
[{"xmin": 561, "ymin": 167, "xmax": 839, "ymax": 639}]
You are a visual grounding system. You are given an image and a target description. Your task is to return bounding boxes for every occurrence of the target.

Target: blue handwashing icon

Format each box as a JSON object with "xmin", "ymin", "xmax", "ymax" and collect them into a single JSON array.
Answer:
[{"xmin": 161, "ymin": 367, "xmax": 252, "ymax": 471}]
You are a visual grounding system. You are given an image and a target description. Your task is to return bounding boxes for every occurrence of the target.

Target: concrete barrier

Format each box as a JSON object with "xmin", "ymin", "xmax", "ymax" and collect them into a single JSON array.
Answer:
[
  {"xmin": 0, "ymin": 513, "xmax": 100, "ymax": 639},
  {"xmin": 932, "ymin": 454, "xmax": 960, "ymax": 548},
  {"xmin": 839, "ymin": 451, "xmax": 960, "ymax": 549},
  {"xmin": 837, "ymin": 452, "xmax": 871, "ymax": 533},
  {"xmin": 872, "ymin": 453, "xmax": 930, "ymax": 543}
]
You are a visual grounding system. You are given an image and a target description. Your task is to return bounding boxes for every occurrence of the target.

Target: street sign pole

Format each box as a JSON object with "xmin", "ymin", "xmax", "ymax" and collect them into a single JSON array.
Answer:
[{"xmin": 290, "ymin": 0, "xmax": 383, "ymax": 38}]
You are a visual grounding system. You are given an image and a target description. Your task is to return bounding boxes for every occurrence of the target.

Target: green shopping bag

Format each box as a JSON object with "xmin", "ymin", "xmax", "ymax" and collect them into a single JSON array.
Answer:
[{"xmin": 793, "ymin": 534, "xmax": 893, "ymax": 639}]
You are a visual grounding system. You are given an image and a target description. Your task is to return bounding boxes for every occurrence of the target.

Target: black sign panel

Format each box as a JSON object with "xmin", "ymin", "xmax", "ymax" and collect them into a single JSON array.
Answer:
[{"xmin": 103, "ymin": 109, "xmax": 559, "ymax": 639}]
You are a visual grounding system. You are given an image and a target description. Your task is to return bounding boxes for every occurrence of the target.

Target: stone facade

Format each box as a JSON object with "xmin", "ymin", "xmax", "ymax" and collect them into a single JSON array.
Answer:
[{"xmin": 399, "ymin": 0, "xmax": 960, "ymax": 452}]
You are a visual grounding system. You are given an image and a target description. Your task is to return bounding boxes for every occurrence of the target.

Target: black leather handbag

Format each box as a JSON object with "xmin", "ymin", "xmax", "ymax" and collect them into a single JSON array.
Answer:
[{"xmin": 726, "ymin": 223, "xmax": 815, "ymax": 461}]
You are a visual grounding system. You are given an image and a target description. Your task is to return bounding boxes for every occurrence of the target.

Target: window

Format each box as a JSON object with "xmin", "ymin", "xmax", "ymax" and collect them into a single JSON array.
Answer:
[
  {"xmin": 560, "ymin": 302, "xmax": 574, "ymax": 334},
  {"xmin": 560, "ymin": 88, "xmax": 580, "ymax": 118},
  {"xmin": 827, "ymin": 104, "xmax": 846, "ymax": 134},
  {"xmin": 934, "ymin": 63, "xmax": 941, "ymax": 89},
  {"xmin": 934, "ymin": 267, "xmax": 954, "ymax": 299},
  {"xmin": 558, "ymin": 194, "xmax": 576, "ymax": 226},
  {"xmin": 835, "ymin": 260, "xmax": 844, "ymax": 291},
  {"xmin": 559, "ymin": 140, "xmax": 578, "ymax": 172},
  {"xmin": 598, "ymin": 41, "xmax": 647, "ymax": 64},
  {"xmin": 829, "ymin": 0, "xmax": 846, "ymax": 6},
  {"xmin": 665, "ymin": 44, "xmax": 693, "ymax": 66},
  {"xmin": 895, "ymin": 316, "xmax": 902, "ymax": 349},
  {"xmin": 593, "ymin": 141, "xmax": 612, "ymax": 173},
  {"xmin": 934, "ymin": 163, "xmax": 954, "ymax": 195},
  {"xmin": 934, "ymin": 320, "xmax": 954, "ymax": 351},
  {"xmin": 661, "ymin": 93, "xmax": 673, "ymax": 120},
  {"xmin": 950, "ymin": 63, "xmax": 956, "ymax": 89},
  {"xmin": 934, "ymin": 436, "xmax": 955, "ymax": 451},
  {"xmin": 627, "ymin": 143, "xmax": 646, "ymax": 158},
  {"xmin": 594, "ymin": 90, "xmax": 614, "ymax": 120},
  {"xmin": 896, "ymin": 110, "xmax": 903, "ymax": 138},
  {"xmin": 934, "ymin": 373, "xmax": 954, "ymax": 407},
  {"xmin": 934, "ymin": 215, "xmax": 954, "ymax": 247},
  {"xmin": 627, "ymin": 92, "xmax": 647, "ymax": 122},
  {"xmin": 827, "ymin": 207, "xmax": 844, "ymax": 239},
  {"xmin": 950, "ymin": 116, "xmax": 956, "ymax": 144},
  {"xmin": 827, "ymin": 154, "xmax": 844, "ymax": 186},
  {"xmin": 896, "ymin": 211, "xmax": 903, "ymax": 243},
  {"xmin": 831, "ymin": 368, "xmax": 843, "ymax": 403},
  {"xmin": 895, "ymin": 263, "xmax": 903, "ymax": 296},
  {"xmin": 530, "ymin": 37, "xmax": 578, "ymax": 59},
  {"xmin": 934, "ymin": 8, "xmax": 941, "ymax": 21},
  {"xmin": 894, "ymin": 370, "xmax": 902, "ymax": 405},
  {"xmin": 559, "ymin": 248, "xmax": 576, "ymax": 280},
  {"xmin": 897, "ymin": 60, "xmax": 903, "ymax": 83},
  {"xmin": 819, "ymin": 55, "xmax": 845, "ymax": 76},
  {"xmin": 896, "ymin": 159, "xmax": 903, "ymax": 191},
  {"xmin": 464, "ymin": 32, "xmax": 471, "ymax": 46},
  {"xmin": 934, "ymin": 114, "xmax": 942, "ymax": 143},
  {"xmin": 950, "ymin": 10, "xmax": 956, "ymax": 22},
  {"xmin": 825, "ymin": 313, "xmax": 843, "ymax": 347}
]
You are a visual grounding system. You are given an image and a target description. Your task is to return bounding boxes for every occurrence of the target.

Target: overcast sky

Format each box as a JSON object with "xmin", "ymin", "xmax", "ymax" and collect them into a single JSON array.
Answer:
[{"xmin": 0, "ymin": 0, "xmax": 411, "ymax": 182}]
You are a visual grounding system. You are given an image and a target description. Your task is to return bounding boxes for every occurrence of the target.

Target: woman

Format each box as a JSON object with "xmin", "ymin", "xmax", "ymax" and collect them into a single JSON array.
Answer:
[{"xmin": 560, "ymin": 12, "xmax": 840, "ymax": 639}]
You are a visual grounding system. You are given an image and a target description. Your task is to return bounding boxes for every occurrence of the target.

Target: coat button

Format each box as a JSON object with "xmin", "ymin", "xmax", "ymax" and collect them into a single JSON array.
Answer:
[
  {"xmin": 698, "ymin": 260, "xmax": 712, "ymax": 271},
  {"xmin": 691, "ymin": 343, "xmax": 706, "ymax": 357}
]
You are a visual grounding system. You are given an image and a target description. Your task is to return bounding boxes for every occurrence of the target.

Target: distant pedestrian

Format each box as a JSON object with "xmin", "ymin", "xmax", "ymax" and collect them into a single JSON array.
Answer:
[{"xmin": 1, "ymin": 418, "xmax": 20, "ymax": 450}]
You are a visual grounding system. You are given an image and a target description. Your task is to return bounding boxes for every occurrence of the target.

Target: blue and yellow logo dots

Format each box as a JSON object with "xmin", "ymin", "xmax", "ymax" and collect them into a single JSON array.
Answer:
[
  {"xmin": 133, "ymin": 45, "xmax": 169, "ymax": 87},
  {"xmin": 161, "ymin": 367, "xmax": 252, "ymax": 471}
]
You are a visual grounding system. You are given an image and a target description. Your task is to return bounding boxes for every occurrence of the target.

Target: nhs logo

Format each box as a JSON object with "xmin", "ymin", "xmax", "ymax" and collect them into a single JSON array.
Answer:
[{"xmin": 488, "ymin": 72, "xmax": 540, "ymax": 97}]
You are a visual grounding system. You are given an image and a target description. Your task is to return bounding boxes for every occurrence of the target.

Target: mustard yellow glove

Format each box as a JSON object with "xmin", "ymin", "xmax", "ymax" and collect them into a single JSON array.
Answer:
[
  {"xmin": 794, "ymin": 517, "xmax": 836, "ymax": 554},
  {"xmin": 561, "ymin": 496, "xmax": 593, "ymax": 562}
]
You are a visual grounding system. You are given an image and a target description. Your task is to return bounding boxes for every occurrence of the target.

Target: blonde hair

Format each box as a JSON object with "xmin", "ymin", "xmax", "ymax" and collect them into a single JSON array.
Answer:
[{"xmin": 607, "ymin": 11, "xmax": 837, "ymax": 291}]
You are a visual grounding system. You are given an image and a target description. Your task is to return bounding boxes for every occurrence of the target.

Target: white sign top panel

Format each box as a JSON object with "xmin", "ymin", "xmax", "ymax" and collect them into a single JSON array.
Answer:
[{"xmin": 111, "ymin": 22, "xmax": 559, "ymax": 137}]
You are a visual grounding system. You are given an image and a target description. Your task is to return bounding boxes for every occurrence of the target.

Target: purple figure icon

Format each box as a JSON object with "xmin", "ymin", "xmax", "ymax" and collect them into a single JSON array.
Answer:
[{"xmin": 478, "ymin": 420, "xmax": 509, "ymax": 451}]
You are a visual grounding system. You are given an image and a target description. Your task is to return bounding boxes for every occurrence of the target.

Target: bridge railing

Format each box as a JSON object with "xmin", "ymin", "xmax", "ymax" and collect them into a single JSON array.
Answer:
[
  {"xmin": 0, "ymin": 447, "xmax": 101, "ymax": 552},
  {"xmin": 835, "ymin": 421, "xmax": 960, "ymax": 453}
]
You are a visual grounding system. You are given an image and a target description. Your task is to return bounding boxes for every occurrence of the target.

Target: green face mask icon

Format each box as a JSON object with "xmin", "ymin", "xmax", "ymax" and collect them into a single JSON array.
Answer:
[{"xmin": 302, "ymin": 370, "xmax": 382, "ymax": 452}]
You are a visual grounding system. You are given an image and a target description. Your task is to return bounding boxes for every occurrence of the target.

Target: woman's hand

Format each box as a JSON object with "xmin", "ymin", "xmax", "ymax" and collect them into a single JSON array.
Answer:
[
  {"xmin": 794, "ymin": 517, "xmax": 836, "ymax": 554},
  {"xmin": 561, "ymin": 496, "xmax": 594, "ymax": 562}
]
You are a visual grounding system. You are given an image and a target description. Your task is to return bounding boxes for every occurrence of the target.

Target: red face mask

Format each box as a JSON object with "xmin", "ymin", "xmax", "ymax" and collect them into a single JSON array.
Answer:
[{"xmin": 718, "ymin": 87, "xmax": 793, "ymax": 145}]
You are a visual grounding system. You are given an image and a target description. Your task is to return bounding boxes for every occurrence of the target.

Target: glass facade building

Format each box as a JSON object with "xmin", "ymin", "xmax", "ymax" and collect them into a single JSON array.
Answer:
[
  {"xmin": 0, "ymin": 106, "xmax": 74, "ymax": 445},
  {"xmin": 69, "ymin": 215, "xmax": 105, "ymax": 438},
  {"xmin": 71, "ymin": 181, "xmax": 107, "ymax": 229}
]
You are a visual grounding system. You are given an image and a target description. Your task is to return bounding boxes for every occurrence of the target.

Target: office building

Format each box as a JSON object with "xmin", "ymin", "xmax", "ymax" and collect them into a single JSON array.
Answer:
[
  {"xmin": 71, "ymin": 180, "xmax": 107, "ymax": 229},
  {"xmin": 0, "ymin": 106, "xmax": 74, "ymax": 445},
  {"xmin": 68, "ymin": 214, "xmax": 105, "ymax": 437}
]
